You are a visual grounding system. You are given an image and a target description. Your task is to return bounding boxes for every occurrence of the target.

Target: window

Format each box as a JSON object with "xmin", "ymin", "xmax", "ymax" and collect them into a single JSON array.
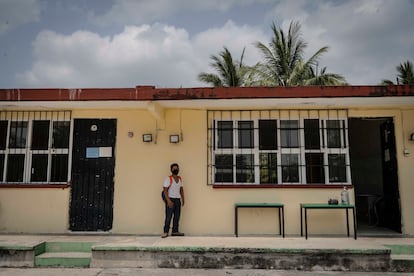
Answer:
[
  {"xmin": 238, "ymin": 121, "xmax": 254, "ymax": 148},
  {"xmin": 304, "ymin": 119, "xmax": 320, "ymax": 149},
  {"xmin": 259, "ymin": 120, "xmax": 277, "ymax": 150},
  {"xmin": 208, "ymin": 110, "xmax": 350, "ymax": 185},
  {"xmin": 281, "ymin": 154, "xmax": 299, "ymax": 183},
  {"xmin": 53, "ymin": 121, "xmax": 70, "ymax": 148},
  {"xmin": 305, "ymin": 153, "xmax": 324, "ymax": 183},
  {"xmin": 327, "ymin": 120, "xmax": 345, "ymax": 148},
  {"xmin": 217, "ymin": 121, "xmax": 233, "ymax": 149},
  {"xmin": 328, "ymin": 154, "xmax": 347, "ymax": 182},
  {"xmin": 236, "ymin": 154, "xmax": 254, "ymax": 183},
  {"xmin": 31, "ymin": 154, "xmax": 48, "ymax": 182},
  {"xmin": 0, "ymin": 121, "xmax": 8, "ymax": 150},
  {"xmin": 0, "ymin": 154, "xmax": 4, "ymax": 181},
  {"xmin": 260, "ymin": 153, "xmax": 277, "ymax": 184},
  {"xmin": 0, "ymin": 111, "xmax": 72, "ymax": 184},
  {"xmin": 31, "ymin": 121, "xmax": 50, "ymax": 150},
  {"xmin": 215, "ymin": 154, "xmax": 233, "ymax": 183},
  {"xmin": 51, "ymin": 154, "xmax": 69, "ymax": 182},
  {"xmin": 6, "ymin": 154, "xmax": 25, "ymax": 182},
  {"xmin": 9, "ymin": 121, "xmax": 28, "ymax": 148},
  {"xmin": 280, "ymin": 120, "xmax": 299, "ymax": 148}
]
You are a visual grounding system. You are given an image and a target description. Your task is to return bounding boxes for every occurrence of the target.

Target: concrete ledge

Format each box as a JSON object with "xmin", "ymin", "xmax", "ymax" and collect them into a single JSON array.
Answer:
[
  {"xmin": 0, "ymin": 245, "xmax": 39, "ymax": 267},
  {"xmin": 91, "ymin": 246, "xmax": 391, "ymax": 271}
]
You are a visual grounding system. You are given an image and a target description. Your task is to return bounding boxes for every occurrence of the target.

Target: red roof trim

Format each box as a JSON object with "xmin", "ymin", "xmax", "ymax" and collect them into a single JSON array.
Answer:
[{"xmin": 0, "ymin": 85, "xmax": 413, "ymax": 102}]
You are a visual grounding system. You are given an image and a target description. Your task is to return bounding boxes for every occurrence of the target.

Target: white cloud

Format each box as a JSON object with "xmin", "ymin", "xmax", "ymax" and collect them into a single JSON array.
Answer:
[
  {"xmin": 12, "ymin": 0, "xmax": 414, "ymax": 87},
  {"xmin": 91, "ymin": 0, "xmax": 271, "ymax": 26},
  {"xmin": 193, "ymin": 20, "xmax": 266, "ymax": 67},
  {"xmin": 0, "ymin": 0, "xmax": 40, "ymax": 35},
  {"xmin": 17, "ymin": 21, "xmax": 266, "ymax": 88}
]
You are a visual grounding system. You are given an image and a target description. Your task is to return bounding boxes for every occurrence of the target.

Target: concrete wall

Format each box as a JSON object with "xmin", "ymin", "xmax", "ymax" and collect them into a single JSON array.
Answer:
[{"xmin": 0, "ymin": 106, "xmax": 413, "ymax": 235}]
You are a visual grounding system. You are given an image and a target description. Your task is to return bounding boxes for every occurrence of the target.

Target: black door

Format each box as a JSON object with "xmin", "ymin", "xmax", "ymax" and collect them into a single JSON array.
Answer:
[
  {"xmin": 70, "ymin": 119, "xmax": 116, "ymax": 231},
  {"xmin": 378, "ymin": 119, "xmax": 401, "ymax": 232}
]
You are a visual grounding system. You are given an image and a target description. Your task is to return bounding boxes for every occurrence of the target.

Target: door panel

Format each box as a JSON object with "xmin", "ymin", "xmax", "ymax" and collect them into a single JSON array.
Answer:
[
  {"xmin": 379, "ymin": 119, "xmax": 401, "ymax": 232},
  {"xmin": 70, "ymin": 119, "xmax": 116, "ymax": 231}
]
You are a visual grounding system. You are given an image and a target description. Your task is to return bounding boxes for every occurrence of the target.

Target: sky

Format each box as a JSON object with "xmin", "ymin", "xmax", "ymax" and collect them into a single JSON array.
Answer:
[{"xmin": 0, "ymin": 0, "xmax": 413, "ymax": 89}]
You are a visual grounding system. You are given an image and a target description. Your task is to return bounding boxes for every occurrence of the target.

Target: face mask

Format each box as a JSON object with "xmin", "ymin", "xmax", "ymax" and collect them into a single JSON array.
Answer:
[{"xmin": 172, "ymin": 169, "xmax": 179, "ymax": 175}]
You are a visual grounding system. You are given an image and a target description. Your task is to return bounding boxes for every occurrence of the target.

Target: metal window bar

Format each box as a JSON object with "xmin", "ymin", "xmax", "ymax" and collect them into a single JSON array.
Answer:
[
  {"xmin": 207, "ymin": 109, "xmax": 350, "ymax": 186},
  {"xmin": 0, "ymin": 110, "xmax": 72, "ymax": 184}
]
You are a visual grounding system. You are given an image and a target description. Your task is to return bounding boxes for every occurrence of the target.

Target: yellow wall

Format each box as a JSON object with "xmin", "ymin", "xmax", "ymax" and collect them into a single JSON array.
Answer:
[
  {"xmin": 397, "ymin": 109, "xmax": 414, "ymax": 234},
  {"xmin": 0, "ymin": 189, "xmax": 69, "ymax": 233},
  {"xmin": 0, "ymin": 106, "xmax": 413, "ymax": 236}
]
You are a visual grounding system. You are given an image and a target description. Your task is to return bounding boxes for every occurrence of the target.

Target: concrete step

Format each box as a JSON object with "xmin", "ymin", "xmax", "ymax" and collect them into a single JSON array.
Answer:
[
  {"xmin": 35, "ymin": 252, "xmax": 91, "ymax": 267},
  {"xmin": 34, "ymin": 241, "xmax": 93, "ymax": 268},
  {"xmin": 391, "ymin": 255, "xmax": 414, "ymax": 272},
  {"xmin": 385, "ymin": 244, "xmax": 414, "ymax": 272},
  {"xmin": 44, "ymin": 241, "xmax": 94, "ymax": 253}
]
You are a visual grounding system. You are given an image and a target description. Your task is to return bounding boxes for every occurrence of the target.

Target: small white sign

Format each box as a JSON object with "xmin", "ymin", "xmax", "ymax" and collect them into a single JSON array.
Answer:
[{"xmin": 99, "ymin": 147, "xmax": 112, "ymax": 158}]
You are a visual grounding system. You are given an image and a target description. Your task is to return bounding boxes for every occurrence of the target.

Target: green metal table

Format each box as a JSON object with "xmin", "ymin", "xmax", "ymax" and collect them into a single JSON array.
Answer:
[
  {"xmin": 300, "ymin": 203, "xmax": 357, "ymax": 239},
  {"xmin": 234, "ymin": 203, "xmax": 284, "ymax": 237}
]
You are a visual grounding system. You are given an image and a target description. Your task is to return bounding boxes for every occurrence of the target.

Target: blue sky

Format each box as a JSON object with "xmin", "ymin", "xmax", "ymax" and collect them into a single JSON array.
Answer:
[{"xmin": 0, "ymin": 0, "xmax": 413, "ymax": 88}]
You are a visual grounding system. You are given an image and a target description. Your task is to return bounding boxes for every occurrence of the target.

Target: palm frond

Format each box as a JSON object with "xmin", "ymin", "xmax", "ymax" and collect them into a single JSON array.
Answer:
[{"xmin": 254, "ymin": 20, "xmax": 341, "ymax": 86}]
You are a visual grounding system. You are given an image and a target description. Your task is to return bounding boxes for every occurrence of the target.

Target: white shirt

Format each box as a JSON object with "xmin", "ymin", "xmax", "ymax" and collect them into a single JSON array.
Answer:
[{"xmin": 163, "ymin": 176, "xmax": 183, "ymax": 199}]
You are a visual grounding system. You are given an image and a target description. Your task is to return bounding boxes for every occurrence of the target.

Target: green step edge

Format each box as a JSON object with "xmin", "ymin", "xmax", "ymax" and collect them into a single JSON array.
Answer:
[
  {"xmin": 44, "ymin": 242, "xmax": 94, "ymax": 253},
  {"xmin": 384, "ymin": 245, "xmax": 414, "ymax": 255},
  {"xmin": 35, "ymin": 256, "xmax": 90, "ymax": 268}
]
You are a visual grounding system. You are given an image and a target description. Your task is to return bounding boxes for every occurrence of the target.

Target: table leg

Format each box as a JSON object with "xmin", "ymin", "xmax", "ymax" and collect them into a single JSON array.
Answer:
[
  {"xmin": 281, "ymin": 207, "xmax": 285, "ymax": 238},
  {"xmin": 305, "ymin": 208, "xmax": 308, "ymax": 239},
  {"xmin": 346, "ymin": 208, "xmax": 350, "ymax": 237},
  {"xmin": 235, "ymin": 207, "xmax": 238, "ymax": 237},
  {"xmin": 300, "ymin": 206, "xmax": 303, "ymax": 237},
  {"xmin": 278, "ymin": 208, "xmax": 281, "ymax": 236},
  {"xmin": 352, "ymin": 207, "xmax": 357, "ymax": 240}
]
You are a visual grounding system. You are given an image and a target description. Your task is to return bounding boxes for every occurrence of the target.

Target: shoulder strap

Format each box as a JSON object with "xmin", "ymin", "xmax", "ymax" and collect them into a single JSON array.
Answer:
[
  {"xmin": 168, "ymin": 176, "xmax": 173, "ymax": 188},
  {"xmin": 168, "ymin": 175, "xmax": 181, "ymax": 188}
]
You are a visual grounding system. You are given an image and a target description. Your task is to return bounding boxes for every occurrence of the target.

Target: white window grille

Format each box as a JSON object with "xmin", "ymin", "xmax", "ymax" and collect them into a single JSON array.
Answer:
[
  {"xmin": 0, "ymin": 111, "xmax": 72, "ymax": 184},
  {"xmin": 207, "ymin": 109, "xmax": 351, "ymax": 185}
]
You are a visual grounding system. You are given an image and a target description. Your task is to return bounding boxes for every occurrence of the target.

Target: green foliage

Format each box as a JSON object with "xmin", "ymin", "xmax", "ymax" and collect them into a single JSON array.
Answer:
[
  {"xmin": 251, "ymin": 21, "xmax": 346, "ymax": 86},
  {"xmin": 381, "ymin": 60, "xmax": 414, "ymax": 85},
  {"xmin": 198, "ymin": 47, "xmax": 249, "ymax": 87},
  {"xmin": 198, "ymin": 20, "xmax": 347, "ymax": 87}
]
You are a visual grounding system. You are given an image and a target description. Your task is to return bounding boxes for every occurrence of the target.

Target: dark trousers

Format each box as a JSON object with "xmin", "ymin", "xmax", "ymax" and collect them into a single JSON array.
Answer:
[{"xmin": 163, "ymin": 198, "xmax": 181, "ymax": 233}]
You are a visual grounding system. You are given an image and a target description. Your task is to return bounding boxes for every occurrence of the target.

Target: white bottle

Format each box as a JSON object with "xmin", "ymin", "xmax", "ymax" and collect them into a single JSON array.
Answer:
[{"xmin": 341, "ymin": 186, "xmax": 350, "ymax": 205}]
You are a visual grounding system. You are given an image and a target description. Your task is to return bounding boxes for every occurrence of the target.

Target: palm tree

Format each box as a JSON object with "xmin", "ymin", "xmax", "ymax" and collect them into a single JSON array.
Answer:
[
  {"xmin": 304, "ymin": 64, "xmax": 347, "ymax": 85},
  {"xmin": 252, "ymin": 21, "xmax": 345, "ymax": 86},
  {"xmin": 198, "ymin": 47, "xmax": 248, "ymax": 87},
  {"xmin": 381, "ymin": 60, "xmax": 414, "ymax": 85},
  {"xmin": 396, "ymin": 60, "xmax": 414, "ymax": 84}
]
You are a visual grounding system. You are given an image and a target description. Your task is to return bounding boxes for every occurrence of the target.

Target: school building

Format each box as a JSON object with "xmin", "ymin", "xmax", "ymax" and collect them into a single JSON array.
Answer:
[{"xmin": 0, "ymin": 85, "xmax": 413, "ymax": 237}]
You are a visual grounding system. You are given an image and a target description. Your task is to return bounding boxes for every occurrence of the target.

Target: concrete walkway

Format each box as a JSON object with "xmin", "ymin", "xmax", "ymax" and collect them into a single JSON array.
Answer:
[
  {"xmin": 1, "ymin": 234, "xmax": 414, "ymax": 272},
  {"xmin": 1, "ymin": 268, "xmax": 413, "ymax": 276},
  {"xmin": 1, "ymin": 234, "xmax": 412, "ymax": 249}
]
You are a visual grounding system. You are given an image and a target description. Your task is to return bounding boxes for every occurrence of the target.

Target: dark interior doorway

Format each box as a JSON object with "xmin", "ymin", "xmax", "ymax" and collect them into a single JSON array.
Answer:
[{"xmin": 349, "ymin": 117, "xmax": 401, "ymax": 235}]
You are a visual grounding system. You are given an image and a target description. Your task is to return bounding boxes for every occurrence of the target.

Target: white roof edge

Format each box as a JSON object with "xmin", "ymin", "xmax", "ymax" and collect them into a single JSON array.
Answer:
[{"xmin": 1, "ymin": 96, "xmax": 414, "ymax": 110}]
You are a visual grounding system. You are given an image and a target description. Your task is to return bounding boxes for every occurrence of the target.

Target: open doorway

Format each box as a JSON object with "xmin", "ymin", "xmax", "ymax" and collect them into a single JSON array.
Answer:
[{"xmin": 349, "ymin": 117, "xmax": 402, "ymax": 235}]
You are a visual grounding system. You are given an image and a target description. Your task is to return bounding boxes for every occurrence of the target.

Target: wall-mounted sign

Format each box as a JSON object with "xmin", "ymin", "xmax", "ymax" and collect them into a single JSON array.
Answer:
[
  {"xmin": 86, "ymin": 147, "xmax": 99, "ymax": 158},
  {"xmin": 99, "ymin": 147, "xmax": 112, "ymax": 157},
  {"xmin": 86, "ymin": 147, "xmax": 112, "ymax": 158}
]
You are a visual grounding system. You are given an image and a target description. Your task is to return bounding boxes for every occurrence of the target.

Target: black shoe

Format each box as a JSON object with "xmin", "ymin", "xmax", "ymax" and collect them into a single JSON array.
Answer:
[{"xmin": 171, "ymin": 232, "xmax": 185, "ymax": 236}]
